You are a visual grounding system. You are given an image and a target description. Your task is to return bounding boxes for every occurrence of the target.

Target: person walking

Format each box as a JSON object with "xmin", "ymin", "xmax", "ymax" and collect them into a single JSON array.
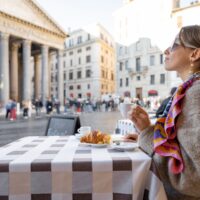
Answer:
[
  {"xmin": 126, "ymin": 25, "xmax": 200, "ymax": 200},
  {"xmin": 10, "ymin": 99, "xmax": 17, "ymax": 120},
  {"xmin": 5, "ymin": 100, "xmax": 12, "ymax": 119}
]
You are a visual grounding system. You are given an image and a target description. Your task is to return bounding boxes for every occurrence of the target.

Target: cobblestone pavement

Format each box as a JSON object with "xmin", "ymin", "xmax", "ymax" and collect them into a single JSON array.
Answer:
[{"xmin": 0, "ymin": 111, "xmax": 122, "ymax": 147}]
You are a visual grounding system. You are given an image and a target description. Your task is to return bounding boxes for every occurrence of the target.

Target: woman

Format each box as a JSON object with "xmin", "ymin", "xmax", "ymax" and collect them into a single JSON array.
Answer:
[{"xmin": 127, "ymin": 25, "xmax": 200, "ymax": 200}]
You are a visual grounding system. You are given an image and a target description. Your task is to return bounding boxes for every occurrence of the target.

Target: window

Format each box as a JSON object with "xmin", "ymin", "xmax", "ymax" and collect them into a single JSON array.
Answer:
[
  {"xmin": 69, "ymin": 85, "xmax": 73, "ymax": 90},
  {"xmin": 70, "ymin": 59, "xmax": 73, "ymax": 66},
  {"xmin": 136, "ymin": 57, "xmax": 141, "ymax": 72},
  {"xmin": 78, "ymin": 57, "xmax": 81, "ymax": 65},
  {"xmin": 86, "ymin": 46, "xmax": 91, "ymax": 51},
  {"xmin": 150, "ymin": 75, "xmax": 155, "ymax": 85},
  {"xmin": 119, "ymin": 62, "xmax": 123, "ymax": 71},
  {"xmin": 63, "ymin": 61, "xmax": 66, "ymax": 68},
  {"xmin": 87, "ymin": 84, "xmax": 90, "ymax": 89},
  {"xmin": 77, "ymin": 36, "xmax": 82, "ymax": 44},
  {"xmin": 87, "ymin": 34, "xmax": 90, "ymax": 40},
  {"xmin": 69, "ymin": 51, "xmax": 73, "ymax": 55},
  {"xmin": 63, "ymin": 73, "xmax": 66, "ymax": 81},
  {"xmin": 160, "ymin": 74, "xmax": 165, "ymax": 84},
  {"xmin": 56, "ymin": 63, "xmax": 58, "ymax": 69},
  {"xmin": 150, "ymin": 55, "xmax": 155, "ymax": 66},
  {"xmin": 160, "ymin": 54, "xmax": 163, "ymax": 64},
  {"xmin": 69, "ymin": 39, "xmax": 73, "ymax": 47},
  {"xmin": 101, "ymin": 70, "xmax": 104, "ymax": 78},
  {"xmin": 101, "ymin": 56, "xmax": 104, "ymax": 63},
  {"xmin": 111, "ymin": 73, "xmax": 114, "ymax": 81},
  {"xmin": 77, "ymin": 71, "xmax": 82, "ymax": 79},
  {"xmin": 69, "ymin": 72, "xmax": 73, "ymax": 80},
  {"xmin": 63, "ymin": 53, "xmax": 66, "ymax": 57},
  {"xmin": 119, "ymin": 46, "xmax": 123, "ymax": 55},
  {"xmin": 77, "ymin": 49, "xmax": 82, "ymax": 53},
  {"xmin": 55, "ymin": 74, "xmax": 58, "ymax": 82},
  {"xmin": 86, "ymin": 55, "xmax": 91, "ymax": 63},
  {"xmin": 51, "ymin": 75, "xmax": 54, "ymax": 82},
  {"xmin": 137, "ymin": 76, "xmax": 140, "ymax": 81},
  {"xmin": 86, "ymin": 69, "xmax": 91, "ymax": 78},
  {"xmin": 77, "ymin": 85, "xmax": 81, "ymax": 90},
  {"xmin": 126, "ymin": 77, "xmax": 129, "ymax": 87},
  {"xmin": 125, "ymin": 60, "xmax": 129, "ymax": 70},
  {"xmin": 120, "ymin": 78, "xmax": 123, "ymax": 87}
]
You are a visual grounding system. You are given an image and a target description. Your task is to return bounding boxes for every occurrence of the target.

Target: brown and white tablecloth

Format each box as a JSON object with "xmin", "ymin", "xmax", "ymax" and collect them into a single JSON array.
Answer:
[{"xmin": 0, "ymin": 136, "xmax": 167, "ymax": 200}]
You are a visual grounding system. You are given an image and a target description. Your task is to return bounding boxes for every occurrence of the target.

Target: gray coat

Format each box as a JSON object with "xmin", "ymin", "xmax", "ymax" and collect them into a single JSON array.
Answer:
[{"xmin": 139, "ymin": 80, "xmax": 200, "ymax": 200}]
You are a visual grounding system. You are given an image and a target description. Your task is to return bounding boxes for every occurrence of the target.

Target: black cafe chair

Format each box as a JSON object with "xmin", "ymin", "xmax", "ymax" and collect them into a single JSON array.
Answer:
[{"xmin": 45, "ymin": 115, "xmax": 81, "ymax": 136}]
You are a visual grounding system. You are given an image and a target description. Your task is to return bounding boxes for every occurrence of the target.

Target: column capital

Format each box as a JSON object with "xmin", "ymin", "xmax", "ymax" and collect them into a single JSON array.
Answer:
[
  {"xmin": 42, "ymin": 45, "xmax": 49, "ymax": 54},
  {"xmin": 23, "ymin": 39, "xmax": 31, "ymax": 46},
  {"xmin": 11, "ymin": 43, "xmax": 21, "ymax": 51},
  {"xmin": 0, "ymin": 32, "xmax": 9, "ymax": 41}
]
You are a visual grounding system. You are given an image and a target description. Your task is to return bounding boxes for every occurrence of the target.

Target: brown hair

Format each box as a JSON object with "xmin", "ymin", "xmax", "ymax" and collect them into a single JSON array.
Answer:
[
  {"xmin": 179, "ymin": 25, "xmax": 200, "ymax": 73},
  {"xmin": 179, "ymin": 25, "xmax": 200, "ymax": 48}
]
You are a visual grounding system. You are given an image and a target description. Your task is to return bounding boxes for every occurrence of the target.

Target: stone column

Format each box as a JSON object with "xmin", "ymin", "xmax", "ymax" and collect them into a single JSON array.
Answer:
[
  {"xmin": 48, "ymin": 52, "xmax": 53, "ymax": 99},
  {"xmin": 0, "ymin": 32, "xmax": 9, "ymax": 104},
  {"xmin": 41, "ymin": 45, "xmax": 49, "ymax": 105},
  {"xmin": 22, "ymin": 40, "xmax": 31, "ymax": 101},
  {"xmin": 10, "ymin": 43, "xmax": 20, "ymax": 101},
  {"xmin": 34, "ymin": 54, "xmax": 41, "ymax": 99},
  {"xmin": 57, "ymin": 50, "xmax": 64, "ymax": 105}
]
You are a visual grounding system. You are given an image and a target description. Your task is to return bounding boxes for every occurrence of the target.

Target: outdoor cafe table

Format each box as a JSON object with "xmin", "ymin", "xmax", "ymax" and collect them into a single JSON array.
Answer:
[{"xmin": 0, "ymin": 136, "xmax": 167, "ymax": 200}]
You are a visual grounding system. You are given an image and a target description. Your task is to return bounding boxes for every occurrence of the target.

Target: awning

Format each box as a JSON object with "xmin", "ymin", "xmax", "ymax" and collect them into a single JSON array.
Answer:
[{"xmin": 148, "ymin": 90, "xmax": 158, "ymax": 95}]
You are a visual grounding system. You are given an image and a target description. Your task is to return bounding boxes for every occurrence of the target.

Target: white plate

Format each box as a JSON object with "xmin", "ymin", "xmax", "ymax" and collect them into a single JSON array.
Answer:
[
  {"xmin": 80, "ymin": 143, "xmax": 108, "ymax": 148},
  {"xmin": 111, "ymin": 142, "xmax": 138, "ymax": 151}
]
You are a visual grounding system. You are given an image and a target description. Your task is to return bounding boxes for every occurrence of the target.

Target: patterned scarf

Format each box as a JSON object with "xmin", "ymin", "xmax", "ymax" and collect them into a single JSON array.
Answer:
[{"xmin": 153, "ymin": 73, "xmax": 200, "ymax": 174}]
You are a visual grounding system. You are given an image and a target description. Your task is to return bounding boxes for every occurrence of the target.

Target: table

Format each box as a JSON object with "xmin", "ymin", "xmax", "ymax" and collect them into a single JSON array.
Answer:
[{"xmin": 0, "ymin": 136, "xmax": 167, "ymax": 200}]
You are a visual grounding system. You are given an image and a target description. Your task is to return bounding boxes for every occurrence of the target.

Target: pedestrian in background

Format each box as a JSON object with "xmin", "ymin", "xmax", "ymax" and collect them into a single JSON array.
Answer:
[
  {"xmin": 155, "ymin": 87, "xmax": 177, "ymax": 118},
  {"xmin": 10, "ymin": 99, "xmax": 17, "ymax": 120},
  {"xmin": 5, "ymin": 99, "xmax": 12, "ymax": 119}
]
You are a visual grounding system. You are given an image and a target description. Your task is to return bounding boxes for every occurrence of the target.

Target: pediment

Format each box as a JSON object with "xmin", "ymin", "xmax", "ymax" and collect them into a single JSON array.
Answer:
[{"xmin": 0, "ymin": 0, "xmax": 67, "ymax": 37}]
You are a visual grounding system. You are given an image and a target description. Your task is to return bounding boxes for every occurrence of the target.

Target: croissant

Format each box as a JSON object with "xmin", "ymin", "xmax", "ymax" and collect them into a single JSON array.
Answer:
[{"xmin": 80, "ymin": 130, "xmax": 111, "ymax": 144}]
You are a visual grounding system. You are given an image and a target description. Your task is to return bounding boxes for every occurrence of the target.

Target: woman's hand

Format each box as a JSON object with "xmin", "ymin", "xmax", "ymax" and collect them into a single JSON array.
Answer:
[
  {"xmin": 128, "ymin": 105, "xmax": 151, "ymax": 132},
  {"xmin": 124, "ymin": 133, "xmax": 138, "ymax": 142}
]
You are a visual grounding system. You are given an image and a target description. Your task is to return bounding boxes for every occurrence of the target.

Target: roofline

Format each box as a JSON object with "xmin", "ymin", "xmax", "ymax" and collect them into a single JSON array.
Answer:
[
  {"xmin": 172, "ymin": 2, "xmax": 200, "ymax": 14},
  {"xmin": 0, "ymin": 11, "xmax": 67, "ymax": 38},
  {"xmin": 31, "ymin": 0, "xmax": 68, "ymax": 37}
]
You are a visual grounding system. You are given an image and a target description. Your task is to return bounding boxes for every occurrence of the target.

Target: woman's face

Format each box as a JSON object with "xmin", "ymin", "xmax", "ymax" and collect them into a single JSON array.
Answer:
[{"xmin": 164, "ymin": 36, "xmax": 193, "ymax": 75}]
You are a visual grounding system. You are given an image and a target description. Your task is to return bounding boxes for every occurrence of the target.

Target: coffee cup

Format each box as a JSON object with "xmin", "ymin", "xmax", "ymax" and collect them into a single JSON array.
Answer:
[
  {"xmin": 77, "ymin": 126, "xmax": 91, "ymax": 135},
  {"xmin": 119, "ymin": 103, "xmax": 136, "ymax": 119}
]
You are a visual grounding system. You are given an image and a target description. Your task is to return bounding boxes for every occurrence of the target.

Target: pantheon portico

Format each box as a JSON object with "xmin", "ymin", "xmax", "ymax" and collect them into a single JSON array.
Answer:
[{"xmin": 0, "ymin": 0, "xmax": 67, "ymax": 105}]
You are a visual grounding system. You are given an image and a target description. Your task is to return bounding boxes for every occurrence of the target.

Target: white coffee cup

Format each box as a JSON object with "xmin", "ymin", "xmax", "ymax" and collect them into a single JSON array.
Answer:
[
  {"xmin": 119, "ymin": 103, "xmax": 136, "ymax": 119},
  {"xmin": 77, "ymin": 126, "xmax": 91, "ymax": 135}
]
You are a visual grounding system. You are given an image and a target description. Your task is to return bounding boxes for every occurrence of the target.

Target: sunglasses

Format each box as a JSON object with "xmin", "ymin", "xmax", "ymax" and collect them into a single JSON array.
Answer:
[{"xmin": 169, "ymin": 36, "xmax": 197, "ymax": 52}]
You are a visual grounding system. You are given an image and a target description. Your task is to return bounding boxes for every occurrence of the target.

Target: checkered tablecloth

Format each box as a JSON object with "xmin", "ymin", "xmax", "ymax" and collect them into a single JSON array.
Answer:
[{"xmin": 0, "ymin": 136, "xmax": 167, "ymax": 200}]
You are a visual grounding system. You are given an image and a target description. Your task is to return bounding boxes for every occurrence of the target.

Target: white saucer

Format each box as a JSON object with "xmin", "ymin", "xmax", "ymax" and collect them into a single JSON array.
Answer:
[{"xmin": 110, "ymin": 142, "xmax": 138, "ymax": 151}]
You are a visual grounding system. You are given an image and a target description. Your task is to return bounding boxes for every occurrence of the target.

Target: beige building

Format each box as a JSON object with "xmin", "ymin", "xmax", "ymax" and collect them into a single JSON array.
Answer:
[
  {"xmin": 0, "ymin": 0, "xmax": 67, "ymax": 105},
  {"xmin": 51, "ymin": 24, "xmax": 116, "ymax": 100}
]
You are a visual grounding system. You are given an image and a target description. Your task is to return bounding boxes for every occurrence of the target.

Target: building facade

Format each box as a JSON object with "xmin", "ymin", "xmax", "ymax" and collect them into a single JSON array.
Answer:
[
  {"xmin": 51, "ymin": 24, "xmax": 116, "ymax": 100},
  {"xmin": 0, "ymin": 0, "xmax": 67, "ymax": 105},
  {"xmin": 114, "ymin": 0, "xmax": 200, "ymax": 99},
  {"xmin": 116, "ymin": 38, "xmax": 181, "ymax": 99}
]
